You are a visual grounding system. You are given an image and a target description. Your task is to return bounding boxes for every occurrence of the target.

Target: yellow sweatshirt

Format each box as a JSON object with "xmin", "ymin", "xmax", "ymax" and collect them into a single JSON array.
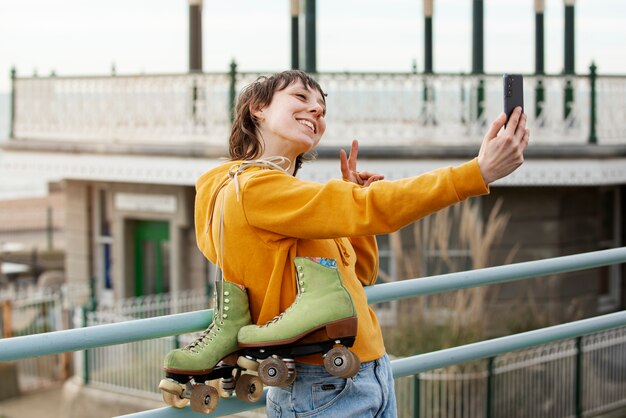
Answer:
[{"xmin": 195, "ymin": 158, "xmax": 489, "ymax": 364}]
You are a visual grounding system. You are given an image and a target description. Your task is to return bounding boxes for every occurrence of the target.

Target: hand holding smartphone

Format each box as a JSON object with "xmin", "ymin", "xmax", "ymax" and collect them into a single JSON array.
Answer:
[{"xmin": 503, "ymin": 73, "xmax": 524, "ymax": 127}]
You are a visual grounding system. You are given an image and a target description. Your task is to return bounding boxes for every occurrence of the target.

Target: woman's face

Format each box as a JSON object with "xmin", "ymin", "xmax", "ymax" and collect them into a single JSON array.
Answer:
[{"xmin": 254, "ymin": 81, "xmax": 327, "ymax": 158}]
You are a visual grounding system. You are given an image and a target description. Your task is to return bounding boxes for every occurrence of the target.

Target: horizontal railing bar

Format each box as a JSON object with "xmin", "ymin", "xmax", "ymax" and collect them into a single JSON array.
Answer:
[
  {"xmin": 391, "ymin": 310, "xmax": 626, "ymax": 377},
  {"xmin": 365, "ymin": 247, "xmax": 626, "ymax": 304},
  {"xmin": 0, "ymin": 309, "xmax": 213, "ymax": 362},
  {"xmin": 1, "ymin": 247, "xmax": 624, "ymax": 362},
  {"xmin": 117, "ymin": 310, "xmax": 626, "ymax": 418}
]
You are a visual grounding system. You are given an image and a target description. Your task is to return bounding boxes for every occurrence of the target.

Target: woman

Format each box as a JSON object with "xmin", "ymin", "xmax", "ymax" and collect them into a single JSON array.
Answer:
[{"xmin": 163, "ymin": 70, "xmax": 529, "ymax": 417}]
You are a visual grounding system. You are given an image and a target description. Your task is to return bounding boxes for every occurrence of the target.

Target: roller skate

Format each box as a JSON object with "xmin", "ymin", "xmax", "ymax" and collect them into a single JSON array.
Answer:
[
  {"xmin": 159, "ymin": 281, "xmax": 263, "ymax": 414},
  {"xmin": 237, "ymin": 257, "xmax": 361, "ymax": 387}
]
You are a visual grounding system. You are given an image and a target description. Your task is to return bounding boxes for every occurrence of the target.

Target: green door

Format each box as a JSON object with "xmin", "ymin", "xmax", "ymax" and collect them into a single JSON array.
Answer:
[{"xmin": 134, "ymin": 220, "xmax": 170, "ymax": 297}]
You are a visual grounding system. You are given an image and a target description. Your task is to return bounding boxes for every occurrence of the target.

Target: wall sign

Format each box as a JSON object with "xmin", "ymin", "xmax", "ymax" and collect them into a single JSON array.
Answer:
[{"xmin": 114, "ymin": 193, "xmax": 177, "ymax": 214}]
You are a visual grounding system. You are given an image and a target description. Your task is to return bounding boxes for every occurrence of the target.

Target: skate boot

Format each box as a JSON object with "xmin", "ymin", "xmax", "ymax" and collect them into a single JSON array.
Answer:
[
  {"xmin": 159, "ymin": 281, "xmax": 263, "ymax": 413},
  {"xmin": 237, "ymin": 257, "xmax": 360, "ymax": 386}
]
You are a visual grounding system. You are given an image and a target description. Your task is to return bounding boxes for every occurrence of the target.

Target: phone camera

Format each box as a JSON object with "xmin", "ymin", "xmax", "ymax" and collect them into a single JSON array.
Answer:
[{"xmin": 507, "ymin": 89, "xmax": 512, "ymax": 96}]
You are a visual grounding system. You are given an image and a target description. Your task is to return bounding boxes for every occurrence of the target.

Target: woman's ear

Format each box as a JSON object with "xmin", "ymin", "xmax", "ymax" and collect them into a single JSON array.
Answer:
[{"xmin": 250, "ymin": 104, "xmax": 264, "ymax": 122}]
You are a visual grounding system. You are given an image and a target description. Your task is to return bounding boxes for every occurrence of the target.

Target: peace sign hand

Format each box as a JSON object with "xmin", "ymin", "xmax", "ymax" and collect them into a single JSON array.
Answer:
[{"xmin": 340, "ymin": 140, "xmax": 385, "ymax": 187}]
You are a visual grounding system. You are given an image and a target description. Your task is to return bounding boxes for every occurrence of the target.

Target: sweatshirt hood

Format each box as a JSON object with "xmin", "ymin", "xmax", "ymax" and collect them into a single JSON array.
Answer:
[
  {"xmin": 194, "ymin": 158, "xmax": 292, "ymax": 264},
  {"xmin": 194, "ymin": 162, "xmax": 236, "ymax": 264}
]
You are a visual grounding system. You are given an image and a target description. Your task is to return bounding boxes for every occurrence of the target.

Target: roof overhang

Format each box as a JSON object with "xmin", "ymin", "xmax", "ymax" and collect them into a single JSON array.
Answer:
[{"xmin": 2, "ymin": 149, "xmax": 626, "ymax": 187}]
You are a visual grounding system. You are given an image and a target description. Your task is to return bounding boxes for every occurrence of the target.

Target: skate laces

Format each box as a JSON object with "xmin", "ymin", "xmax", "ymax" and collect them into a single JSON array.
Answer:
[
  {"xmin": 185, "ymin": 320, "xmax": 223, "ymax": 354},
  {"xmin": 263, "ymin": 303, "xmax": 297, "ymax": 327}
]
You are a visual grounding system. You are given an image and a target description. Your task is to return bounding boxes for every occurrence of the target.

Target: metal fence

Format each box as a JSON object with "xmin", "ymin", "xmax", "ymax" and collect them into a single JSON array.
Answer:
[
  {"xmin": 72, "ymin": 288, "xmax": 626, "ymax": 418},
  {"xmin": 0, "ymin": 288, "xmax": 69, "ymax": 391},
  {"xmin": 393, "ymin": 327, "xmax": 626, "ymax": 418},
  {"xmin": 0, "ymin": 282, "xmax": 89, "ymax": 310},
  {"xmin": 1, "ymin": 247, "xmax": 626, "ymax": 418},
  {"xmin": 91, "ymin": 288, "xmax": 211, "ymax": 319},
  {"xmin": 11, "ymin": 69, "xmax": 625, "ymax": 147},
  {"xmin": 76, "ymin": 289, "xmax": 210, "ymax": 398}
]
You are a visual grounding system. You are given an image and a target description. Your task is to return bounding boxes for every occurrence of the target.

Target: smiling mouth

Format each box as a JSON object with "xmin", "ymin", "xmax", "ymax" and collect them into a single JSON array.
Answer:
[{"xmin": 297, "ymin": 119, "xmax": 316, "ymax": 134}]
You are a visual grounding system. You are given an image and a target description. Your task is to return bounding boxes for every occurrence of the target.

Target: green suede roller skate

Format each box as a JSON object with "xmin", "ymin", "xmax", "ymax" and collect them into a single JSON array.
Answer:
[
  {"xmin": 237, "ymin": 257, "xmax": 360, "ymax": 386},
  {"xmin": 159, "ymin": 281, "xmax": 263, "ymax": 414}
]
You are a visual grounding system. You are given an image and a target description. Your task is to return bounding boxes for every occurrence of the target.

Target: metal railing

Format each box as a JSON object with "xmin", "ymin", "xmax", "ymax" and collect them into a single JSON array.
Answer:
[
  {"xmin": 89, "ymin": 288, "xmax": 211, "ymax": 319},
  {"xmin": 0, "ymin": 289, "xmax": 68, "ymax": 391},
  {"xmin": 1, "ymin": 247, "xmax": 626, "ymax": 417},
  {"xmin": 392, "ymin": 327, "xmax": 626, "ymax": 418},
  {"xmin": 79, "ymin": 289, "xmax": 210, "ymax": 396},
  {"xmin": 9, "ymin": 66, "xmax": 625, "ymax": 147}
]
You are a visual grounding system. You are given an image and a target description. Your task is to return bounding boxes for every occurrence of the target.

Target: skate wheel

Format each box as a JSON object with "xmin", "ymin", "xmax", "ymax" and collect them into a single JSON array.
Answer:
[
  {"xmin": 237, "ymin": 355, "xmax": 260, "ymax": 371},
  {"xmin": 159, "ymin": 379, "xmax": 188, "ymax": 408},
  {"xmin": 190, "ymin": 384, "xmax": 219, "ymax": 414},
  {"xmin": 324, "ymin": 347, "xmax": 361, "ymax": 378},
  {"xmin": 162, "ymin": 390, "xmax": 189, "ymax": 408},
  {"xmin": 235, "ymin": 373, "xmax": 264, "ymax": 402},
  {"xmin": 259, "ymin": 357, "xmax": 290, "ymax": 386}
]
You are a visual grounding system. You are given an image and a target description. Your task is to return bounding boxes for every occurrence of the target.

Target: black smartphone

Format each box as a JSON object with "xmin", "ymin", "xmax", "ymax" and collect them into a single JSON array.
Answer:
[{"xmin": 503, "ymin": 73, "xmax": 524, "ymax": 127}]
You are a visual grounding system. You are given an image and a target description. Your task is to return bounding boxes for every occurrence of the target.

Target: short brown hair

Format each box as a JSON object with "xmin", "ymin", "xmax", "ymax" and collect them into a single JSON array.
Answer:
[{"xmin": 228, "ymin": 70, "xmax": 326, "ymax": 173}]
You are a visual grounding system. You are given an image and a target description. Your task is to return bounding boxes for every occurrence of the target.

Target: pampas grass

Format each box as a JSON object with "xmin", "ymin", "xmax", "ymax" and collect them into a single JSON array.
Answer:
[{"xmin": 383, "ymin": 198, "xmax": 512, "ymax": 357}]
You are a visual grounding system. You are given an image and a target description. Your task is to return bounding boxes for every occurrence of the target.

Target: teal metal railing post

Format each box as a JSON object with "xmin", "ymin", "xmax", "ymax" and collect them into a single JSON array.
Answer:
[
  {"xmin": 534, "ymin": 1, "xmax": 546, "ymax": 125},
  {"xmin": 423, "ymin": 0, "xmax": 433, "ymax": 75},
  {"xmin": 83, "ymin": 277, "xmax": 97, "ymax": 384},
  {"xmin": 564, "ymin": 78, "xmax": 574, "ymax": 122},
  {"xmin": 303, "ymin": 0, "xmax": 317, "ymax": 73},
  {"xmin": 191, "ymin": 78, "xmax": 199, "ymax": 121},
  {"xmin": 188, "ymin": 0, "xmax": 203, "ymax": 72},
  {"xmin": 9, "ymin": 67, "xmax": 16, "ymax": 139},
  {"xmin": 486, "ymin": 356, "xmax": 495, "ymax": 418},
  {"xmin": 413, "ymin": 373, "xmax": 420, "ymax": 418},
  {"xmin": 535, "ymin": 79, "xmax": 545, "ymax": 123},
  {"xmin": 290, "ymin": 0, "xmax": 300, "ymax": 70},
  {"xmin": 82, "ymin": 306, "xmax": 90, "ymax": 384},
  {"xmin": 88, "ymin": 276, "xmax": 97, "ymax": 312},
  {"xmin": 575, "ymin": 336, "xmax": 583, "ymax": 418},
  {"xmin": 228, "ymin": 60, "xmax": 237, "ymax": 125},
  {"xmin": 477, "ymin": 78, "xmax": 485, "ymax": 123},
  {"xmin": 472, "ymin": 0, "xmax": 485, "ymax": 124},
  {"xmin": 563, "ymin": 0, "xmax": 575, "ymax": 123},
  {"xmin": 589, "ymin": 62, "xmax": 598, "ymax": 144}
]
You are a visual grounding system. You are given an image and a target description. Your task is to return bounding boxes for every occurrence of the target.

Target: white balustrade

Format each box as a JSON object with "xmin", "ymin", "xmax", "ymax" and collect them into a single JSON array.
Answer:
[{"xmin": 11, "ymin": 72, "xmax": 625, "ymax": 148}]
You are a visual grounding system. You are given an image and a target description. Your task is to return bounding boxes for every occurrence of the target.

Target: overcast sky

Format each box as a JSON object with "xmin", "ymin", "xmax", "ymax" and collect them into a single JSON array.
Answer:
[{"xmin": 1, "ymin": 0, "xmax": 625, "ymax": 92}]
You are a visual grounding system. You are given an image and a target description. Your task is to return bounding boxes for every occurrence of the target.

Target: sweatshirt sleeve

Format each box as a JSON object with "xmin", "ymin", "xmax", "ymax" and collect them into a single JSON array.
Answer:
[
  {"xmin": 241, "ymin": 158, "xmax": 489, "ymax": 239},
  {"xmin": 349, "ymin": 235, "xmax": 379, "ymax": 286}
]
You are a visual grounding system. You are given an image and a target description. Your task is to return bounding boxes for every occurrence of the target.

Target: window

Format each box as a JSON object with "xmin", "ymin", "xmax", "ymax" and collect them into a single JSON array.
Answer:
[{"xmin": 94, "ymin": 188, "xmax": 114, "ymax": 304}]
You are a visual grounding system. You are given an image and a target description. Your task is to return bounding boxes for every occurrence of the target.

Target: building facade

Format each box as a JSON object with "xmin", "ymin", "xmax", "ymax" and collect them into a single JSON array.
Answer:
[{"xmin": 2, "ymin": 71, "xmax": 625, "ymax": 326}]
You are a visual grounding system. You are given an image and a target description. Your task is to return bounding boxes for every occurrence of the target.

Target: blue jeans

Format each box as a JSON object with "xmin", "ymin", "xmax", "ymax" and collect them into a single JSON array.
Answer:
[{"xmin": 265, "ymin": 354, "xmax": 397, "ymax": 418}]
